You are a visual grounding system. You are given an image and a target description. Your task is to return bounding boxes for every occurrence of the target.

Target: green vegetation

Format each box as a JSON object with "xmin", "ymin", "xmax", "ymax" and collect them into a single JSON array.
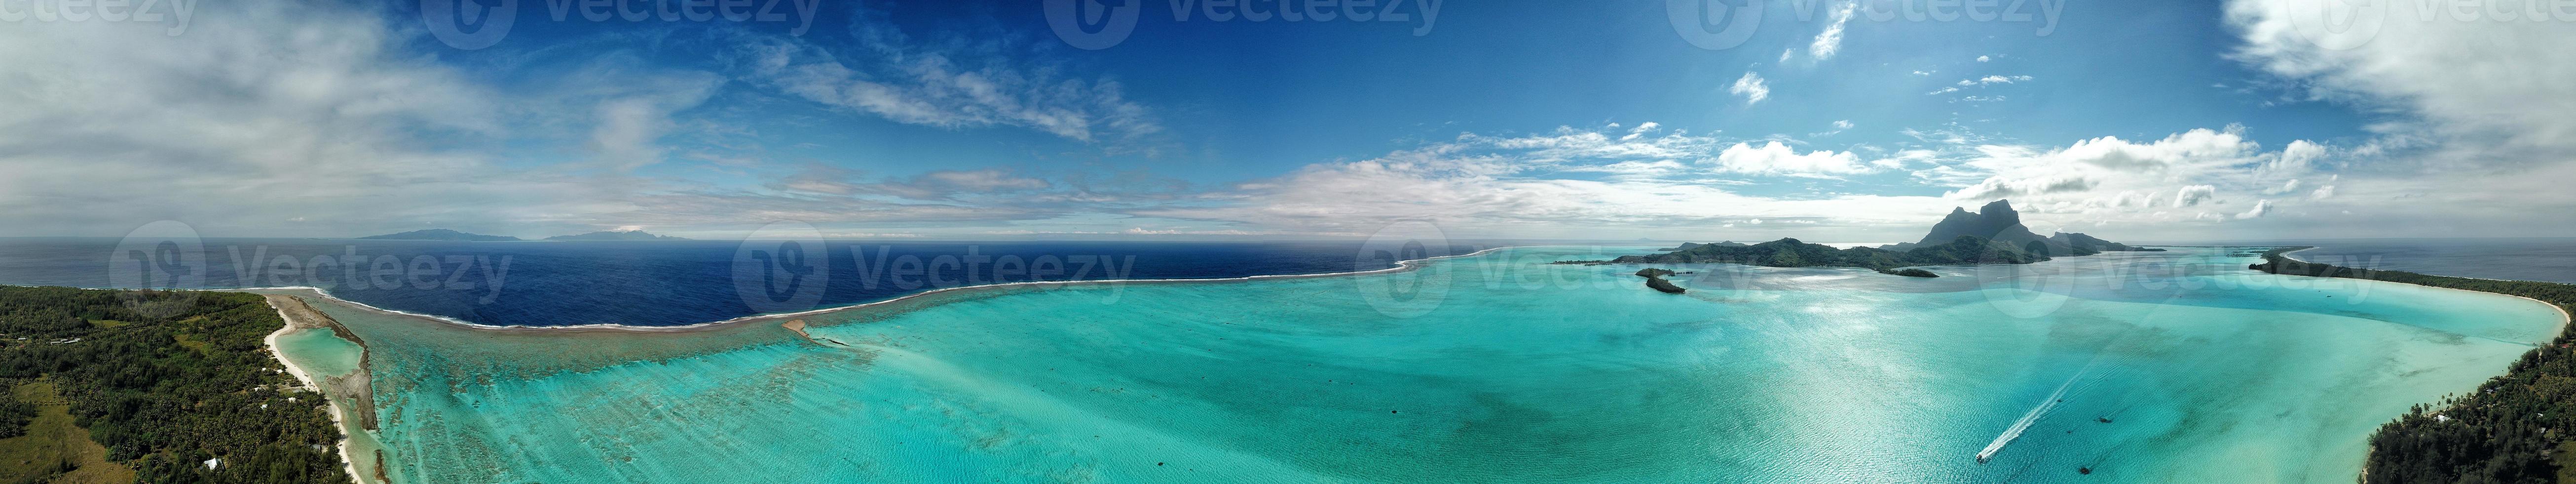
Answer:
[
  {"xmin": 0, "ymin": 380, "xmax": 137, "ymax": 484},
  {"xmin": 2248, "ymin": 248, "xmax": 2576, "ymax": 484},
  {"xmin": 1559, "ymin": 236, "xmax": 2045, "ymax": 273},
  {"xmin": 1874, "ymin": 268, "xmax": 1940, "ymax": 278},
  {"xmin": 0, "ymin": 286, "xmax": 348, "ymax": 484}
]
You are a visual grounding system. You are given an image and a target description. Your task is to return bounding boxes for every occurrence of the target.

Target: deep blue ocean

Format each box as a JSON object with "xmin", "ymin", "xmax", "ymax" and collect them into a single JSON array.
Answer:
[
  {"xmin": 5, "ymin": 237, "xmax": 2568, "ymax": 327},
  {"xmin": 0, "ymin": 238, "xmax": 1497, "ymax": 327}
]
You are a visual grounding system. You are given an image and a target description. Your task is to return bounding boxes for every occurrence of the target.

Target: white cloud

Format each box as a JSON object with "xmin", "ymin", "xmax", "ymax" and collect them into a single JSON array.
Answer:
[
  {"xmin": 1129, "ymin": 149, "xmax": 1946, "ymax": 239},
  {"xmin": 745, "ymin": 16, "xmax": 1159, "ymax": 144},
  {"xmin": 2269, "ymin": 139, "xmax": 2326, "ymax": 174},
  {"xmin": 0, "ymin": 2, "xmax": 618, "ymax": 237},
  {"xmin": 2226, "ymin": 0, "xmax": 2576, "ymax": 235},
  {"xmin": 1809, "ymin": 1, "xmax": 1857, "ymax": 61},
  {"xmin": 1711, "ymin": 142, "xmax": 1873, "ymax": 176},
  {"xmin": 2236, "ymin": 199, "xmax": 2274, "ymax": 219},
  {"xmin": 2310, "ymin": 185, "xmax": 2336, "ymax": 200},
  {"xmin": 1946, "ymin": 176, "xmax": 2097, "ymax": 200},
  {"xmin": 1730, "ymin": 72, "xmax": 1771, "ymax": 105},
  {"xmin": 1620, "ymin": 121, "xmax": 1663, "ymax": 141},
  {"xmin": 2173, "ymin": 185, "xmax": 2218, "ymax": 207},
  {"xmin": 1957, "ymin": 75, "xmax": 2033, "ymax": 86},
  {"xmin": 2265, "ymin": 178, "xmax": 2302, "ymax": 195},
  {"xmin": 1977, "ymin": 55, "xmax": 1992, "ymax": 62},
  {"xmin": 1833, "ymin": 120, "xmax": 1855, "ymax": 130}
]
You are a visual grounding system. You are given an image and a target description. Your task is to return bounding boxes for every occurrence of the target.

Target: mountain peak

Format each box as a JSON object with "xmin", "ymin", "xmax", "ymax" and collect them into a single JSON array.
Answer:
[{"xmin": 1911, "ymin": 200, "xmax": 2041, "ymax": 249}]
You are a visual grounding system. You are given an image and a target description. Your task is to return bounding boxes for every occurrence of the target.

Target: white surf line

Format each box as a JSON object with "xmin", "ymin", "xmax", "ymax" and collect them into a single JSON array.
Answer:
[
  {"xmin": 1976, "ymin": 369, "xmax": 2088, "ymax": 463},
  {"xmin": 221, "ymin": 245, "xmax": 1536, "ymax": 333}
]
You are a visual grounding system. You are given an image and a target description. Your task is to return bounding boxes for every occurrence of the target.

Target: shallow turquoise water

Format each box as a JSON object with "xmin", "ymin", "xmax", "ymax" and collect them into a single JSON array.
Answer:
[
  {"xmin": 274, "ymin": 246, "xmax": 2563, "ymax": 483},
  {"xmin": 273, "ymin": 326, "xmax": 364, "ymax": 378}
]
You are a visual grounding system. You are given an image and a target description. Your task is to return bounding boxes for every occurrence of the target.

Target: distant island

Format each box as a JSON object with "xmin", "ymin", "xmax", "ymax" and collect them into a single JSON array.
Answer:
[
  {"xmin": 1656, "ymin": 242, "xmax": 1748, "ymax": 251},
  {"xmin": 1562, "ymin": 200, "xmax": 2156, "ymax": 281},
  {"xmin": 1874, "ymin": 200, "xmax": 2164, "ymax": 255},
  {"xmin": 545, "ymin": 230, "xmax": 689, "ymax": 241},
  {"xmin": 356, "ymin": 229, "xmax": 522, "ymax": 242}
]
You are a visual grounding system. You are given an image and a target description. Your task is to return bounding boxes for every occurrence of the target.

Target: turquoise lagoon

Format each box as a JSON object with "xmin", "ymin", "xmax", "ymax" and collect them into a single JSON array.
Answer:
[{"xmin": 262, "ymin": 246, "xmax": 2565, "ymax": 483}]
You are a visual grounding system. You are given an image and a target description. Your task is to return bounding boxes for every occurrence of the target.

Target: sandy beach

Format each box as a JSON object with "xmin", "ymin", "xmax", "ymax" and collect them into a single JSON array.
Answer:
[{"xmin": 261, "ymin": 294, "xmax": 383, "ymax": 484}]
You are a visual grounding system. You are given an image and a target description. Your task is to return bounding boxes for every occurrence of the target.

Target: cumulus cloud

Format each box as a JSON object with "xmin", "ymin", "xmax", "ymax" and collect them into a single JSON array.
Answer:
[
  {"xmin": 2269, "ymin": 139, "xmax": 2326, "ymax": 174},
  {"xmin": 2236, "ymin": 199, "xmax": 2274, "ymax": 219},
  {"xmin": 2173, "ymin": 185, "xmax": 2218, "ymax": 207},
  {"xmin": 2266, "ymin": 179, "xmax": 2302, "ymax": 195},
  {"xmin": 1711, "ymin": 142, "xmax": 1873, "ymax": 176},
  {"xmin": 2226, "ymin": 0, "xmax": 2576, "ymax": 234},
  {"xmin": 1730, "ymin": 72, "xmax": 1771, "ymax": 105}
]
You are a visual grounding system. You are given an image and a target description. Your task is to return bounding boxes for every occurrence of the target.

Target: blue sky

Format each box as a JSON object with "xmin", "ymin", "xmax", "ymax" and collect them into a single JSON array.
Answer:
[{"xmin": 2, "ymin": 0, "xmax": 2568, "ymax": 241}]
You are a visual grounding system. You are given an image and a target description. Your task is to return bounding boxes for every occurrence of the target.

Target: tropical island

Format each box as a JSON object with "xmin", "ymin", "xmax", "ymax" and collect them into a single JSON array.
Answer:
[
  {"xmin": 355, "ymin": 229, "xmax": 522, "ymax": 242},
  {"xmin": 1559, "ymin": 200, "xmax": 2158, "ymax": 279},
  {"xmin": 544, "ymin": 230, "xmax": 690, "ymax": 241},
  {"xmin": 355, "ymin": 229, "xmax": 695, "ymax": 242}
]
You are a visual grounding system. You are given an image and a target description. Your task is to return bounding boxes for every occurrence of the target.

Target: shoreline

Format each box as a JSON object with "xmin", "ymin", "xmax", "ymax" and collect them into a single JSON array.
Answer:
[
  {"xmin": 260, "ymin": 296, "xmax": 370, "ymax": 484},
  {"xmin": 2277, "ymin": 246, "xmax": 2574, "ymax": 331},
  {"xmin": 242, "ymin": 244, "xmax": 1529, "ymax": 334}
]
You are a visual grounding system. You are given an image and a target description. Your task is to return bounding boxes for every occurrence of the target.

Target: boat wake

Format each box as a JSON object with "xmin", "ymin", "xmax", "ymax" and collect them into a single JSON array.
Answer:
[{"xmin": 1976, "ymin": 370, "xmax": 2086, "ymax": 463}]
